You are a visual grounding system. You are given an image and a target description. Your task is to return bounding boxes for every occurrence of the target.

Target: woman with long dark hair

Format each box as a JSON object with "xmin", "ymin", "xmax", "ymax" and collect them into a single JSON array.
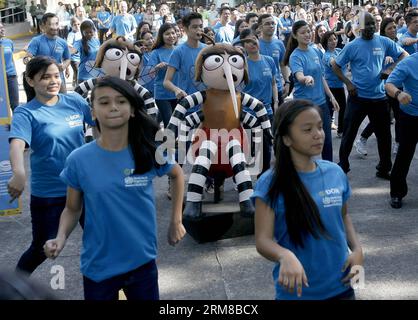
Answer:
[
  {"xmin": 284, "ymin": 20, "xmax": 339, "ymax": 161},
  {"xmin": 149, "ymin": 23, "xmax": 178, "ymax": 127},
  {"xmin": 321, "ymin": 31, "xmax": 347, "ymax": 138},
  {"xmin": 8, "ymin": 56, "xmax": 95, "ymax": 275},
  {"xmin": 73, "ymin": 20, "xmax": 100, "ymax": 84},
  {"xmin": 254, "ymin": 99, "xmax": 363, "ymax": 300},
  {"xmin": 44, "ymin": 76, "xmax": 186, "ymax": 300}
]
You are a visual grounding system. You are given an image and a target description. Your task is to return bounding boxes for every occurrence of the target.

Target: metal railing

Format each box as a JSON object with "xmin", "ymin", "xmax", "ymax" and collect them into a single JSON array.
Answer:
[{"xmin": 0, "ymin": 5, "xmax": 26, "ymax": 25}]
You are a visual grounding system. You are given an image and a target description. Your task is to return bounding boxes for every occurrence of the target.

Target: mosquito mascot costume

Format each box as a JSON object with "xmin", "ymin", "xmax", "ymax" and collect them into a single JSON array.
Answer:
[{"xmin": 167, "ymin": 42, "xmax": 272, "ymax": 220}]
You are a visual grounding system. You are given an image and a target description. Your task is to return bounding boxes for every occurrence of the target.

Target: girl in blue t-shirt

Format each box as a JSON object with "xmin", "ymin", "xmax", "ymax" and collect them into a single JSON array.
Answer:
[
  {"xmin": 44, "ymin": 76, "xmax": 186, "ymax": 300},
  {"xmin": 253, "ymin": 99, "xmax": 363, "ymax": 300},
  {"xmin": 73, "ymin": 20, "xmax": 100, "ymax": 84},
  {"xmin": 149, "ymin": 23, "xmax": 178, "ymax": 128},
  {"xmin": 138, "ymin": 30, "xmax": 155, "ymax": 95},
  {"xmin": 284, "ymin": 20, "xmax": 339, "ymax": 162},
  {"xmin": 8, "ymin": 56, "xmax": 95, "ymax": 275}
]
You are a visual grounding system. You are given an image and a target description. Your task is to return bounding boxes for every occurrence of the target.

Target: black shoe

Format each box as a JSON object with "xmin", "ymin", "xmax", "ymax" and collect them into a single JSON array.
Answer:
[
  {"xmin": 390, "ymin": 197, "xmax": 402, "ymax": 209},
  {"xmin": 376, "ymin": 171, "xmax": 390, "ymax": 180},
  {"xmin": 240, "ymin": 200, "xmax": 255, "ymax": 218},
  {"xmin": 183, "ymin": 201, "xmax": 203, "ymax": 220}
]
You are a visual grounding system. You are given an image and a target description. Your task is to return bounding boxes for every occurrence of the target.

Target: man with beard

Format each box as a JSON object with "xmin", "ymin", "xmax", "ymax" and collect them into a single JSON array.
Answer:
[{"xmin": 331, "ymin": 12, "xmax": 408, "ymax": 178}]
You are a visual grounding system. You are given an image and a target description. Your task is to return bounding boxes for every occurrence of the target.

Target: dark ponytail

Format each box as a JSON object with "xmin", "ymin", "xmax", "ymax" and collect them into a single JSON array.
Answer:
[
  {"xmin": 284, "ymin": 20, "xmax": 308, "ymax": 66},
  {"xmin": 268, "ymin": 99, "xmax": 329, "ymax": 248}
]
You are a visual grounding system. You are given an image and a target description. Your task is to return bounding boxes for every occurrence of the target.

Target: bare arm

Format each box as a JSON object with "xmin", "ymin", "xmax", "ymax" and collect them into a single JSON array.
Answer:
[
  {"xmin": 255, "ymin": 198, "xmax": 309, "ymax": 297},
  {"xmin": 272, "ymin": 78, "xmax": 279, "ymax": 112},
  {"xmin": 385, "ymin": 82, "xmax": 412, "ymax": 105},
  {"xmin": 44, "ymin": 187, "xmax": 83, "ymax": 258},
  {"xmin": 163, "ymin": 66, "xmax": 187, "ymax": 99},
  {"xmin": 322, "ymin": 77, "xmax": 339, "ymax": 111},
  {"xmin": 166, "ymin": 164, "xmax": 186, "ymax": 246},
  {"xmin": 7, "ymin": 139, "xmax": 27, "ymax": 202},
  {"xmin": 331, "ymin": 59, "xmax": 357, "ymax": 96},
  {"xmin": 280, "ymin": 62, "xmax": 290, "ymax": 97}
]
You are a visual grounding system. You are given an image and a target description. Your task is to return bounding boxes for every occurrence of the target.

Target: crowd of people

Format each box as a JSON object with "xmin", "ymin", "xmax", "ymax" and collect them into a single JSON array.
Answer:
[{"xmin": 4, "ymin": 0, "xmax": 418, "ymax": 301}]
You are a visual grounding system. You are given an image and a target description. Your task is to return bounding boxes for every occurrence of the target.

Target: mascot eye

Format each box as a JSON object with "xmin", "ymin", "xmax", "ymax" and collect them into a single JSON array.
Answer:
[
  {"xmin": 203, "ymin": 55, "xmax": 224, "ymax": 71},
  {"xmin": 127, "ymin": 53, "xmax": 141, "ymax": 65},
  {"xmin": 228, "ymin": 55, "xmax": 244, "ymax": 69},
  {"xmin": 104, "ymin": 48, "xmax": 124, "ymax": 61}
]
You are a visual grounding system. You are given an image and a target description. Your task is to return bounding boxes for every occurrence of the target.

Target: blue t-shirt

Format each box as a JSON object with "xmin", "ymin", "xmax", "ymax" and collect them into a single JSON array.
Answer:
[
  {"xmin": 399, "ymin": 31, "xmax": 418, "ymax": 55},
  {"xmin": 97, "ymin": 11, "xmax": 112, "ymax": 29},
  {"xmin": 290, "ymin": 46, "xmax": 326, "ymax": 106},
  {"xmin": 138, "ymin": 51, "xmax": 154, "ymax": 95},
  {"xmin": 149, "ymin": 47, "xmax": 177, "ymax": 100},
  {"xmin": 243, "ymin": 55, "xmax": 277, "ymax": 115},
  {"xmin": 73, "ymin": 38, "xmax": 100, "ymax": 81},
  {"xmin": 335, "ymin": 35, "xmax": 404, "ymax": 99},
  {"xmin": 323, "ymin": 48, "xmax": 345, "ymax": 89},
  {"xmin": 67, "ymin": 31, "xmax": 82, "ymax": 62},
  {"xmin": 0, "ymin": 38, "xmax": 16, "ymax": 76},
  {"xmin": 410, "ymin": 0, "xmax": 418, "ymax": 7},
  {"xmin": 110, "ymin": 14, "xmax": 137, "ymax": 41},
  {"xmin": 279, "ymin": 17, "xmax": 293, "ymax": 34},
  {"xmin": 60, "ymin": 141, "xmax": 173, "ymax": 282},
  {"xmin": 27, "ymin": 34, "xmax": 70, "ymax": 64},
  {"xmin": 215, "ymin": 25, "xmax": 235, "ymax": 43},
  {"xmin": 134, "ymin": 13, "xmax": 143, "ymax": 25},
  {"xmin": 9, "ymin": 93, "xmax": 94, "ymax": 198},
  {"xmin": 251, "ymin": 160, "xmax": 352, "ymax": 300},
  {"xmin": 168, "ymin": 41, "xmax": 206, "ymax": 95},
  {"xmin": 212, "ymin": 21, "xmax": 223, "ymax": 34},
  {"xmin": 387, "ymin": 52, "xmax": 418, "ymax": 116},
  {"xmin": 259, "ymin": 38, "xmax": 286, "ymax": 93}
]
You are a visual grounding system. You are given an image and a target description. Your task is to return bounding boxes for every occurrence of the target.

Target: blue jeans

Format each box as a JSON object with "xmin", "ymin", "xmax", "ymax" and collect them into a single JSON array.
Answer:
[
  {"xmin": 16, "ymin": 195, "xmax": 66, "ymax": 274},
  {"xmin": 156, "ymin": 99, "xmax": 177, "ymax": 128},
  {"xmin": 83, "ymin": 260, "xmax": 159, "ymax": 300},
  {"xmin": 7, "ymin": 75, "xmax": 19, "ymax": 111},
  {"xmin": 318, "ymin": 103, "xmax": 333, "ymax": 162}
]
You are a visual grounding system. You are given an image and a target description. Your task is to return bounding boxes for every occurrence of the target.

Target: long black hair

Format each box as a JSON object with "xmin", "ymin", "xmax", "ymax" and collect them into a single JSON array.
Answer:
[
  {"xmin": 80, "ymin": 20, "xmax": 96, "ymax": 56},
  {"xmin": 284, "ymin": 20, "xmax": 308, "ymax": 66},
  {"xmin": 91, "ymin": 76, "xmax": 161, "ymax": 174},
  {"xmin": 24, "ymin": 56, "xmax": 60, "ymax": 102},
  {"xmin": 268, "ymin": 99, "xmax": 329, "ymax": 248},
  {"xmin": 152, "ymin": 22, "xmax": 176, "ymax": 50}
]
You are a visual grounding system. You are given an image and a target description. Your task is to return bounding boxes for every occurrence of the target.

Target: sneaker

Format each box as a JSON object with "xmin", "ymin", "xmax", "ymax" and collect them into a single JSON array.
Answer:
[
  {"xmin": 166, "ymin": 177, "xmax": 172, "ymax": 200},
  {"xmin": 390, "ymin": 197, "xmax": 402, "ymax": 209},
  {"xmin": 393, "ymin": 142, "xmax": 399, "ymax": 156},
  {"xmin": 331, "ymin": 122, "xmax": 338, "ymax": 131},
  {"xmin": 355, "ymin": 138, "xmax": 368, "ymax": 156}
]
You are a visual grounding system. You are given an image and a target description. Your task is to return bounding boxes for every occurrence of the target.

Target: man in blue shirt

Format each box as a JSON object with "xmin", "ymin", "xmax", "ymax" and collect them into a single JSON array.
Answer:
[
  {"xmin": 214, "ymin": 6, "xmax": 234, "ymax": 43},
  {"xmin": 106, "ymin": 1, "xmax": 137, "ymax": 42},
  {"xmin": 399, "ymin": 11, "xmax": 418, "ymax": 55},
  {"xmin": 24, "ymin": 13, "xmax": 71, "ymax": 94},
  {"xmin": 164, "ymin": 12, "xmax": 206, "ymax": 99},
  {"xmin": 97, "ymin": 4, "xmax": 112, "ymax": 44},
  {"xmin": 258, "ymin": 14, "xmax": 290, "ymax": 105},
  {"xmin": 385, "ymin": 53, "xmax": 418, "ymax": 209},
  {"xmin": 331, "ymin": 12, "xmax": 408, "ymax": 178}
]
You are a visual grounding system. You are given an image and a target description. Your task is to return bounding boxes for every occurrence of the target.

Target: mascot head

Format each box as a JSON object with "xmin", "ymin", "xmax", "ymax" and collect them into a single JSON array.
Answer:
[
  {"xmin": 195, "ymin": 40, "xmax": 249, "ymax": 119},
  {"xmin": 95, "ymin": 36, "xmax": 142, "ymax": 80}
]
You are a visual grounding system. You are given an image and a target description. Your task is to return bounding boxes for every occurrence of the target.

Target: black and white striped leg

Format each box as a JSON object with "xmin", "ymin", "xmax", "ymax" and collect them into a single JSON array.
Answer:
[
  {"xmin": 133, "ymin": 81, "xmax": 159, "ymax": 119},
  {"xmin": 241, "ymin": 110, "xmax": 262, "ymax": 159},
  {"xmin": 227, "ymin": 139, "xmax": 255, "ymax": 217},
  {"xmin": 184, "ymin": 140, "xmax": 218, "ymax": 220}
]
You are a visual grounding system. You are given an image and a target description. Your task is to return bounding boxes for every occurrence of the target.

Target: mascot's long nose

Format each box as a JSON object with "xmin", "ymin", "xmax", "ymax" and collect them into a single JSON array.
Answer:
[
  {"xmin": 223, "ymin": 62, "xmax": 239, "ymax": 119},
  {"xmin": 119, "ymin": 57, "xmax": 128, "ymax": 80}
]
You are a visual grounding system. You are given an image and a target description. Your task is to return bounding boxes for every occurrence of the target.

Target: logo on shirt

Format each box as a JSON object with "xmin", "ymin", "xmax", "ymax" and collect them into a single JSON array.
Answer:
[
  {"xmin": 319, "ymin": 188, "xmax": 343, "ymax": 208},
  {"xmin": 123, "ymin": 168, "xmax": 149, "ymax": 187},
  {"xmin": 372, "ymin": 48, "xmax": 383, "ymax": 56},
  {"xmin": 263, "ymin": 68, "xmax": 272, "ymax": 77},
  {"xmin": 314, "ymin": 57, "xmax": 320, "ymax": 65},
  {"xmin": 65, "ymin": 114, "xmax": 83, "ymax": 128}
]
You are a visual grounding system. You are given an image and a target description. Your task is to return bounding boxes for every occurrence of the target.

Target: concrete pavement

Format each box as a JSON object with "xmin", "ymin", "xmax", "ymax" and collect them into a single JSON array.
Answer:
[{"xmin": 1, "ymin": 33, "xmax": 418, "ymax": 300}]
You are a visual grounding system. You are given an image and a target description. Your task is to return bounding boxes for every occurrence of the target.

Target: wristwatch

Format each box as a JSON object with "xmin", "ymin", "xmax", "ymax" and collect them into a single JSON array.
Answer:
[{"xmin": 394, "ymin": 90, "xmax": 402, "ymax": 99}]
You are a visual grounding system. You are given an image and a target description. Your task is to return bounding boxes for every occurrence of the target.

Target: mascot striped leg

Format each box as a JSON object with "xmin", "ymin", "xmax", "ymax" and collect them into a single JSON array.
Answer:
[
  {"xmin": 226, "ymin": 139, "xmax": 255, "ymax": 217},
  {"xmin": 184, "ymin": 140, "xmax": 218, "ymax": 220}
]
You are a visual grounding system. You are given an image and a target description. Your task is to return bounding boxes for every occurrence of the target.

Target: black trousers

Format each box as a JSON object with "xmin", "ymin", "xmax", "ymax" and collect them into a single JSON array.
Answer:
[
  {"xmin": 330, "ymin": 87, "xmax": 347, "ymax": 134},
  {"xmin": 390, "ymin": 109, "xmax": 418, "ymax": 199},
  {"xmin": 338, "ymin": 96, "xmax": 392, "ymax": 173},
  {"xmin": 361, "ymin": 95, "xmax": 401, "ymax": 143}
]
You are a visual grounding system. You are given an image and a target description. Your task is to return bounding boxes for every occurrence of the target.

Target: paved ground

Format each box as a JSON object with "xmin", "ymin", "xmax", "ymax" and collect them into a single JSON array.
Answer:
[{"xmin": 1, "ymin": 33, "xmax": 418, "ymax": 300}]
